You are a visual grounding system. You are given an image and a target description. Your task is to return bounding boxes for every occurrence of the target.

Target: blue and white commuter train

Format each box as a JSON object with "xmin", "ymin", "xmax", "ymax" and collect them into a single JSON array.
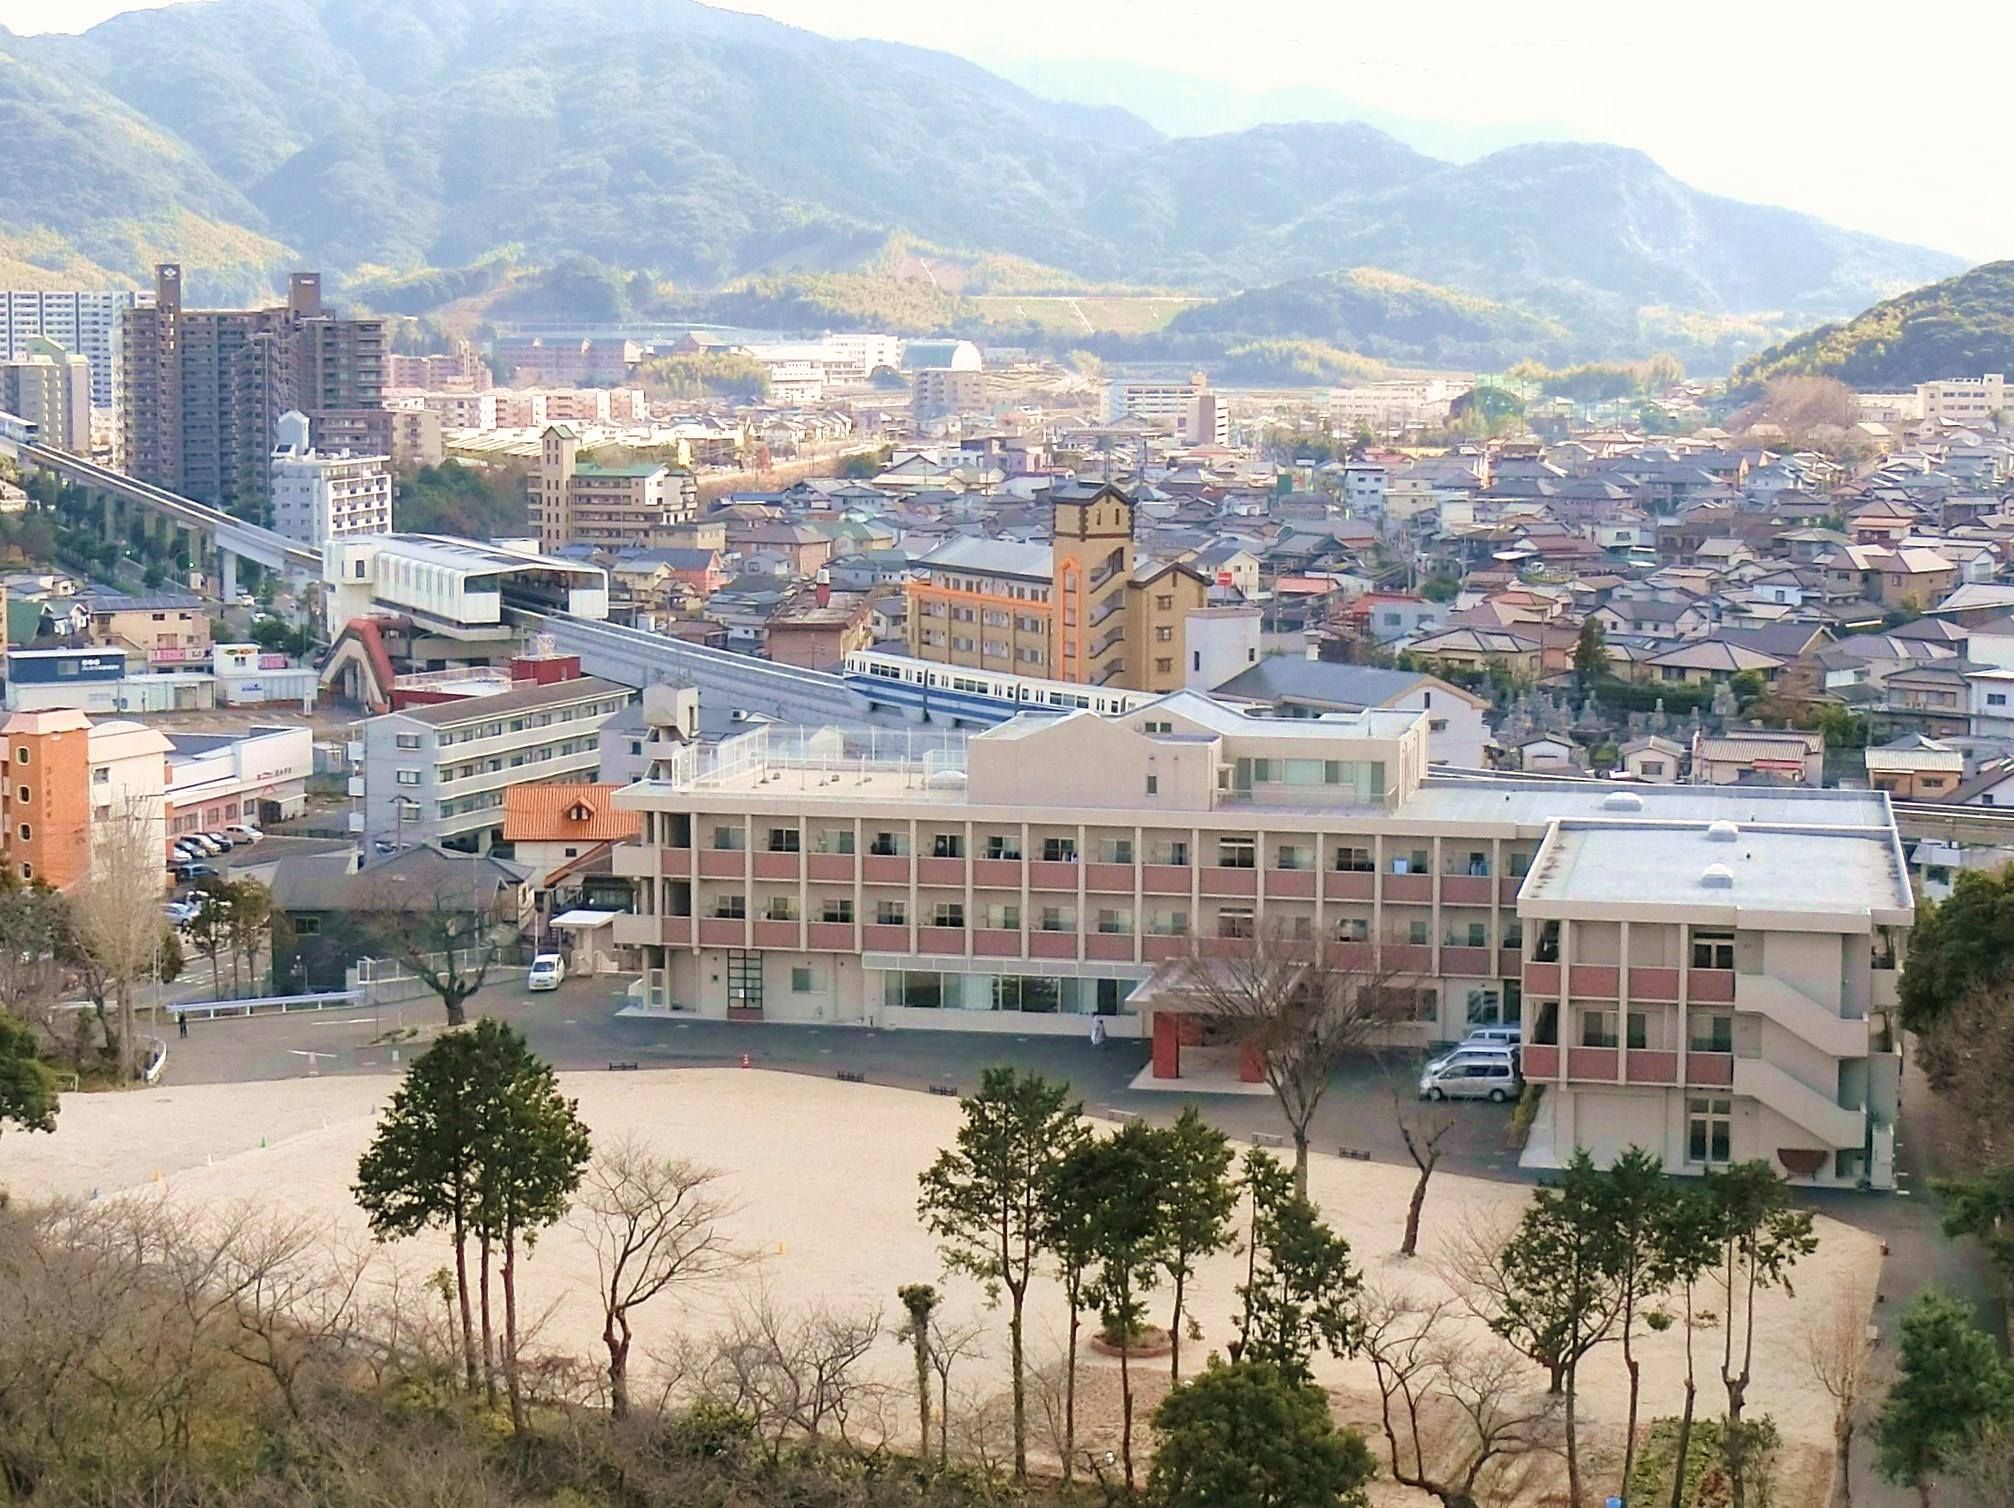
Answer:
[{"xmin": 841, "ymin": 649, "xmax": 1160, "ymax": 726}]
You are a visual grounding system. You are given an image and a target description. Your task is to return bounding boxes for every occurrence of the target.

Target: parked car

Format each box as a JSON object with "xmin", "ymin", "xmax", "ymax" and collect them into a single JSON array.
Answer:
[
  {"xmin": 180, "ymin": 863, "xmax": 220, "ymax": 882},
  {"xmin": 224, "ymin": 823, "xmax": 263, "ymax": 843},
  {"xmin": 202, "ymin": 831, "xmax": 235, "ymax": 852},
  {"xmin": 1424, "ymin": 1024, "xmax": 1523, "ymax": 1072},
  {"xmin": 162, "ymin": 900, "xmax": 200, "ymax": 928},
  {"xmin": 1418, "ymin": 1051, "xmax": 1520, "ymax": 1103},
  {"xmin": 527, "ymin": 953, "xmax": 566, "ymax": 992}
]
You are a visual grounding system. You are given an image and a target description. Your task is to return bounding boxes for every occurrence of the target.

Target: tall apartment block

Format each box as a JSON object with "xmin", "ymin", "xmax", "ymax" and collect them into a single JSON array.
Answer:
[
  {"xmin": 0, "ymin": 288, "xmax": 133, "ymax": 409},
  {"xmin": 269, "ymin": 409, "xmax": 392, "ymax": 549},
  {"xmin": 0, "ymin": 336, "xmax": 92, "ymax": 453},
  {"xmin": 534, "ymin": 423, "xmax": 696, "ymax": 552},
  {"xmin": 120, "ymin": 266, "xmax": 386, "ymax": 520},
  {"xmin": 906, "ymin": 483, "xmax": 1207, "ymax": 693},
  {"xmin": 613, "ymin": 692, "xmax": 1911, "ymax": 1189}
]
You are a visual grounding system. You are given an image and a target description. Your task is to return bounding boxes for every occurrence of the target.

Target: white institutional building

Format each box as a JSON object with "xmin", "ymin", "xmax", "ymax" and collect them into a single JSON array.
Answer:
[
  {"xmin": 613, "ymin": 692, "xmax": 1912, "ymax": 1190},
  {"xmin": 270, "ymin": 409, "xmax": 393, "ymax": 548}
]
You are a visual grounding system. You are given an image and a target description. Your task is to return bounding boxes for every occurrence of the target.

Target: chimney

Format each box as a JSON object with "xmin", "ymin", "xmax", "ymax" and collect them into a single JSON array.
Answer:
[{"xmin": 814, "ymin": 568, "xmax": 831, "ymax": 609}]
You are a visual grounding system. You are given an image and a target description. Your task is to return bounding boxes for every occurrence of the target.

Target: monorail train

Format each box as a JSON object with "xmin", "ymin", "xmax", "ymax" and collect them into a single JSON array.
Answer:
[{"xmin": 840, "ymin": 650, "xmax": 1160, "ymax": 725}]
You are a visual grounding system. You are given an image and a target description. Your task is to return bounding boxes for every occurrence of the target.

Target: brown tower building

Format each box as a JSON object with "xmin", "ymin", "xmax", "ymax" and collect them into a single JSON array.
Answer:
[{"xmin": 120, "ymin": 266, "xmax": 386, "ymax": 522}]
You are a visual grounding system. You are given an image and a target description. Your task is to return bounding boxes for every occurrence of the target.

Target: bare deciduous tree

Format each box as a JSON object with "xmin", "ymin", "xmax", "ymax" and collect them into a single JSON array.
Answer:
[
  {"xmin": 1394, "ymin": 1092, "xmax": 1455, "ymax": 1257},
  {"xmin": 1804, "ymin": 1275, "xmax": 1889, "ymax": 1508},
  {"xmin": 1179, "ymin": 922, "xmax": 1408, "ymax": 1192},
  {"xmin": 571, "ymin": 1135, "xmax": 744, "ymax": 1421},
  {"xmin": 695, "ymin": 1288, "xmax": 890, "ymax": 1458},
  {"xmin": 70, "ymin": 797, "xmax": 169, "ymax": 1082},
  {"xmin": 1359, "ymin": 1285, "xmax": 1562, "ymax": 1508}
]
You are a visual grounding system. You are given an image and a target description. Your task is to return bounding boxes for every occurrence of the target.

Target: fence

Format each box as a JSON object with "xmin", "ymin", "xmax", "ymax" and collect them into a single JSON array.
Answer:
[
  {"xmin": 348, "ymin": 951, "xmax": 533, "ymax": 1007},
  {"xmin": 174, "ymin": 991, "xmax": 361, "ymax": 1020}
]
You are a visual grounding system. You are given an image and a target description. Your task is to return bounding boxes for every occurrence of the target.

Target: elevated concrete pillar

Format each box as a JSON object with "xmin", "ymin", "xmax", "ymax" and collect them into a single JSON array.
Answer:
[{"xmin": 219, "ymin": 549, "xmax": 239, "ymax": 602}]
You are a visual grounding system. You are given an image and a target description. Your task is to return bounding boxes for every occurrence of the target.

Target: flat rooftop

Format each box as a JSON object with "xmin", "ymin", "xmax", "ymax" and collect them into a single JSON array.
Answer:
[
  {"xmin": 1407, "ymin": 778, "xmax": 1893, "ymax": 831},
  {"xmin": 369, "ymin": 533, "xmax": 606, "ymax": 578},
  {"xmin": 1521, "ymin": 820, "xmax": 1913, "ymax": 922}
]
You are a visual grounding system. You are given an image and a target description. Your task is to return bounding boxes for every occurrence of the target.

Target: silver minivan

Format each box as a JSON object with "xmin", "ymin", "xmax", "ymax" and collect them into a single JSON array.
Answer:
[{"xmin": 1418, "ymin": 1052, "xmax": 1521, "ymax": 1103}]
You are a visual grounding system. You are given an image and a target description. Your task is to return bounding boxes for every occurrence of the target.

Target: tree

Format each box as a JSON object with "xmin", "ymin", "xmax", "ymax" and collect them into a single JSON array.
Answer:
[
  {"xmin": 466, "ymin": 1021, "xmax": 591, "ymax": 1434},
  {"xmin": 573, "ymin": 1136, "xmax": 741, "ymax": 1421},
  {"xmin": 1876, "ymin": 1289, "xmax": 2014, "ymax": 1508},
  {"xmin": 1156, "ymin": 1108, "xmax": 1236, "ymax": 1382},
  {"xmin": 1573, "ymin": 615, "xmax": 1609, "ymax": 687},
  {"xmin": 1081, "ymin": 1119, "xmax": 1170, "ymax": 1493},
  {"xmin": 1394, "ymin": 1095, "xmax": 1454, "ymax": 1258},
  {"xmin": 895, "ymin": 1283, "xmax": 940, "ymax": 1465},
  {"xmin": 1043, "ymin": 1133, "xmax": 1102, "ymax": 1483},
  {"xmin": 1179, "ymin": 926, "xmax": 1408, "ymax": 1193},
  {"xmin": 224, "ymin": 878, "xmax": 274, "ymax": 996},
  {"xmin": 1360, "ymin": 1288, "xmax": 1560, "ymax": 1508},
  {"xmin": 0, "ymin": 1009, "xmax": 58, "ymax": 1134},
  {"xmin": 1235, "ymin": 1149, "xmax": 1362, "ymax": 1385},
  {"xmin": 1936, "ymin": 1165, "xmax": 2014, "ymax": 1286},
  {"xmin": 1708, "ymin": 1161, "xmax": 1818, "ymax": 1508},
  {"xmin": 1656, "ymin": 1185, "xmax": 1727, "ymax": 1508},
  {"xmin": 387, "ymin": 887, "xmax": 501, "ymax": 1027},
  {"xmin": 1487, "ymin": 1151, "xmax": 1624, "ymax": 1507},
  {"xmin": 1805, "ymin": 1275, "xmax": 1888, "ymax": 1507},
  {"xmin": 1148, "ymin": 1358, "xmax": 1375, "ymax": 1508},
  {"xmin": 1893, "ymin": 867, "xmax": 2014, "ymax": 1036},
  {"xmin": 69, "ymin": 798, "xmax": 169, "ymax": 1082},
  {"xmin": 916, "ymin": 1067, "xmax": 1086, "ymax": 1480},
  {"xmin": 1595, "ymin": 1147, "xmax": 1681, "ymax": 1502},
  {"xmin": 353, "ymin": 1028, "xmax": 489, "ymax": 1393}
]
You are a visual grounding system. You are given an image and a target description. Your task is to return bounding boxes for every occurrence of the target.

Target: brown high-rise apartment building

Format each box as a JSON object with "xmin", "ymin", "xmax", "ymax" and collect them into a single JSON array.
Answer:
[{"xmin": 120, "ymin": 266, "xmax": 386, "ymax": 521}]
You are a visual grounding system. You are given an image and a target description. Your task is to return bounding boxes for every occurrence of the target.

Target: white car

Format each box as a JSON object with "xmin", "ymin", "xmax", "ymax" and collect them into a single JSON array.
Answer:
[
  {"xmin": 527, "ymin": 953, "xmax": 566, "ymax": 991},
  {"xmin": 1419, "ymin": 1053, "xmax": 1521, "ymax": 1103},
  {"xmin": 224, "ymin": 823, "xmax": 263, "ymax": 843}
]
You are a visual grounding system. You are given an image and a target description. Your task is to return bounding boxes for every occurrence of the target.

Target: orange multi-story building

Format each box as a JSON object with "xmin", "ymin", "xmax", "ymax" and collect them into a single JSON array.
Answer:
[
  {"xmin": 905, "ymin": 483, "xmax": 1206, "ymax": 693},
  {"xmin": 0, "ymin": 710, "xmax": 171, "ymax": 888}
]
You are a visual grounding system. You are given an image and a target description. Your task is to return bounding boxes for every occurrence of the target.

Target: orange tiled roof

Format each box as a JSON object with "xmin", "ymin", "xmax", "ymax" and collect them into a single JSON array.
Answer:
[{"xmin": 501, "ymin": 784, "xmax": 641, "ymax": 843}]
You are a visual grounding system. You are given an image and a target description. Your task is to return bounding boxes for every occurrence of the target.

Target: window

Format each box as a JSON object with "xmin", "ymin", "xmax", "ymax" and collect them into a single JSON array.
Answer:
[
  {"xmin": 1098, "ymin": 837, "xmax": 1134, "ymax": 863},
  {"xmin": 875, "ymin": 899, "xmax": 907, "ymax": 925},
  {"xmin": 1157, "ymin": 658, "xmax": 1174, "ymax": 674},
  {"xmin": 1688, "ymin": 1012, "xmax": 1733, "ymax": 1053},
  {"xmin": 1276, "ymin": 844, "xmax": 1309, "ymax": 871},
  {"xmin": 931, "ymin": 833, "xmax": 966, "ymax": 858},
  {"xmin": 1334, "ymin": 845, "xmax": 1374, "ymax": 873},
  {"xmin": 1152, "ymin": 909, "xmax": 1190, "ymax": 936},
  {"xmin": 713, "ymin": 894, "xmax": 747, "ymax": 920},
  {"xmin": 92, "ymin": 766, "xmax": 109, "ymax": 785},
  {"xmin": 868, "ymin": 831, "xmax": 907, "ymax": 857},
  {"xmin": 1335, "ymin": 916, "xmax": 1369, "ymax": 942},
  {"xmin": 1145, "ymin": 775, "xmax": 1158, "ymax": 796},
  {"xmin": 395, "ymin": 769, "xmax": 420, "ymax": 786},
  {"xmin": 12, "ymin": 749, "xmax": 25, "ymax": 766},
  {"xmin": 13, "ymin": 786, "xmax": 25, "ymax": 805},
  {"xmin": 1581, "ymin": 1010, "xmax": 1619, "ymax": 1049},
  {"xmin": 1143, "ymin": 720, "xmax": 1173, "ymax": 734},
  {"xmin": 1041, "ymin": 836, "xmax": 1077, "ymax": 863},
  {"xmin": 712, "ymin": 825, "xmax": 746, "ymax": 851},
  {"xmin": 767, "ymin": 827, "xmax": 801, "ymax": 853},
  {"xmin": 984, "ymin": 834, "xmax": 1022, "ymax": 860},
  {"xmin": 1408, "ymin": 919, "xmax": 1430, "ymax": 945},
  {"xmin": 295, "ymin": 916, "xmax": 320, "ymax": 936},
  {"xmin": 1154, "ymin": 625, "xmax": 1173, "ymax": 642},
  {"xmin": 1218, "ymin": 836, "xmax": 1255, "ymax": 869},
  {"xmin": 792, "ymin": 967, "xmax": 814, "ymax": 993},
  {"xmin": 984, "ymin": 903, "xmax": 1021, "ymax": 929},
  {"xmin": 816, "ymin": 827, "xmax": 855, "ymax": 855},
  {"xmin": 1096, "ymin": 908, "xmax": 1132, "ymax": 934},
  {"xmin": 923, "ymin": 901, "xmax": 962, "ymax": 929},
  {"xmin": 15, "ymin": 824, "xmax": 27, "ymax": 842},
  {"xmin": 1627, "ymin": 1011, "xmax": 1647, "ymax": 1050},
  {"xmin": 1687, "ymin": 1097, "xmax": 1732, "ymax": 1164},
  {"xmin": 820, "ymin": 897, "xmax": 854, "ymax": 923},
  {"xmin": 1218, "ymin": 906, "xmax": 1255, "ymax": 939},
  {"xmin": 1691, "ymin": 930, "xmax": 1734, "ymax": 970},
  {"xmin": 1156, "ymin": 594, "xmax": 1174, "ymax": 610},
  {"xmin": 394, "ymin": 732, "xmax": 422, "ymax": 750},
  {"xmin": 1039, "ymin": 906, "xmax": 1075, "ymax": 932}
]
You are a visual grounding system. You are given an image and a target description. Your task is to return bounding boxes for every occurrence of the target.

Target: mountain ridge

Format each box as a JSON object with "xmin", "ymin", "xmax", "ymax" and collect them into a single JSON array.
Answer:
[{"xmin": 0, "ymin": 0, "xmax": 1964, "ymax": 367}]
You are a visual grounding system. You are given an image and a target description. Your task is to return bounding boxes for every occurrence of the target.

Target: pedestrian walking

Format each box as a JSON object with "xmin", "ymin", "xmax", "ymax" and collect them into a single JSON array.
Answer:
[
  {"xmin": 177, "ymin": 1012, "xmax": 188, "ymax": 1039},
  {"xmin": 1090, "ymin": 1015, "xmax": 1107, "ymax": 1049}
]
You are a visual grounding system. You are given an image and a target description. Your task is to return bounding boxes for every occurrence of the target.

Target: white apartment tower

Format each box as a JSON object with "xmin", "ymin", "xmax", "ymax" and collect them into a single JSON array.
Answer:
[
  {"xmin": 270, "ymin": 409, "xmax": 393, "ymax": 548},
  {"xmin": 0, "ymin": 288, "xmax": 132, "ymax": 409}
]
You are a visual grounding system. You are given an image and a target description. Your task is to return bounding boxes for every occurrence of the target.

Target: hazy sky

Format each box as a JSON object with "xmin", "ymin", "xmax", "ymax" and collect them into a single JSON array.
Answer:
[{"xmin": 4, "ymin": 0, "xmax": 2007, "ymax": 262}]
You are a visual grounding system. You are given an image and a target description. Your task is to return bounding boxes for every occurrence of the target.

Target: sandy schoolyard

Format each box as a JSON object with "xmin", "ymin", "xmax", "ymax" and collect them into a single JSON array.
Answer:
[{"xmin": 1, "ymin": 1068, "xmax": 1875, "ymax": 1506}]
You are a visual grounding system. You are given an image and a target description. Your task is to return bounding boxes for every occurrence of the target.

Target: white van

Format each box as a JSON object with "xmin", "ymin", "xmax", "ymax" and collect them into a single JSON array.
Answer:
[
  {"xmin": 1418, "ymin": 1052, "xmax": 1521, "ymax": 1103},
  {"xmin": 527, "ymin": 953, "xmax": 566, "ymax": 991}
]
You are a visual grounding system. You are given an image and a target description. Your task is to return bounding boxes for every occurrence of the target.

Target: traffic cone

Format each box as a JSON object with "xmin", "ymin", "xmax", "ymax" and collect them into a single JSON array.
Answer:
[{"xmin": 740, "ymin": 1052, "xmax": 751, "ymax": 1069}]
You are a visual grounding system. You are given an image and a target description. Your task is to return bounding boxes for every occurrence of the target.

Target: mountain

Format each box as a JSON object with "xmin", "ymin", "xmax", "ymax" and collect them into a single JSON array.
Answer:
[
  {"xmin": 0, "ymin": 0, "xmax": 1964, "ymax": 368},
  {"xmin": 1733, "ymin": 261, "xmax": 2014, "ymax": 389}
]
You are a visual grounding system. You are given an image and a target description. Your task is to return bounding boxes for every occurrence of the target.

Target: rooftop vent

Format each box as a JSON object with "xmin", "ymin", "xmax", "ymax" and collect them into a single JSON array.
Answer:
[
  {"xmin": 1601, "ymin": 791, "xmax": 1644, "ymax": 812},
  {"xmin": 1701, "ymin": 863, "xmax": 1735, "ymax": 889},
  {"xmin": 1706, "ymin": 820, "xmax": 1740, "ymax": 843}
]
